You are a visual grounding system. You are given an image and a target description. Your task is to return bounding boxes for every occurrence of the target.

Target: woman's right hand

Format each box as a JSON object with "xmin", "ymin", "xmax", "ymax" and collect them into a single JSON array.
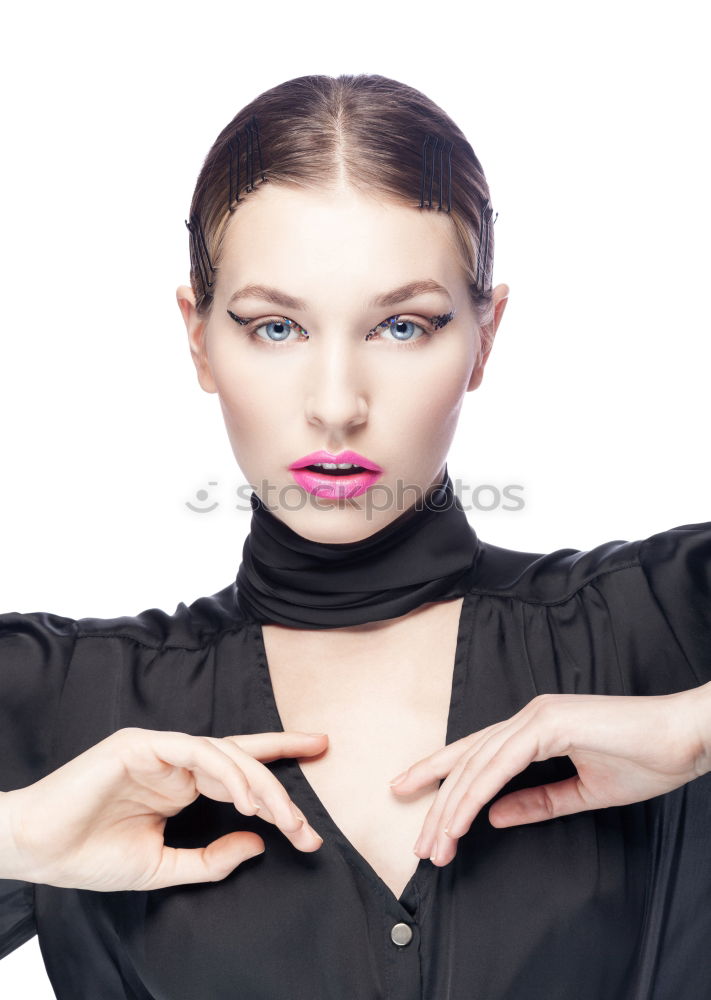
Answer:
[{"xmin": 1, "ymin": 727, "xmax": 327, "ymax": 892}]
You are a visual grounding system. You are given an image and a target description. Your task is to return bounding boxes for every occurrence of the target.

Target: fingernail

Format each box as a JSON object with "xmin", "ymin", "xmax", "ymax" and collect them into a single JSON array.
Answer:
[
  {"xmin": 389, "ymin": 770, "xmax": 408, "ymax": 787},
  {"xmin": 307, "ymin": 732, "xmax": 326, "ymax": 737}
]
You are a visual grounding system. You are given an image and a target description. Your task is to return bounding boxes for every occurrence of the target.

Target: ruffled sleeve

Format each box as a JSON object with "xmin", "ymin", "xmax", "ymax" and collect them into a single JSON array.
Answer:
[
  {"xmin": 637, "ymin": 522, "xmax": 711, "ymax": 687},
  {"xmin": 0, "ymin": 610, "xmax": 77, "ymax": 959}
]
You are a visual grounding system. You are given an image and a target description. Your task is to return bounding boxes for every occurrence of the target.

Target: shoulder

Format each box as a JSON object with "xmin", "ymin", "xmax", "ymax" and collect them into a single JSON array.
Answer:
[
  {"xmin": 74, "ymin": 580, "xmax": 254, "ymax": 649},
  {"xmin": 636, "ymin": 519, "xmax": 711, "ymax": 569},
  {"xmin": 1, "ymin": 581, "xmax": 253, "ymax": 653},
  {"xmin": 469, "ymin": 520, "xmax": 711, "ymax": 606}
]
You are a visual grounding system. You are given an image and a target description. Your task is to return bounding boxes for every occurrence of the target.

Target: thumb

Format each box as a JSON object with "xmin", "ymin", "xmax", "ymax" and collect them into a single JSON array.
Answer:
[
  {"xmin": 488, "ymin": 776, "xmax": 589, "ymax": 827},
  {"xmin": 145, "ymin": 832, "xmax": 265, "ymax": 889}
]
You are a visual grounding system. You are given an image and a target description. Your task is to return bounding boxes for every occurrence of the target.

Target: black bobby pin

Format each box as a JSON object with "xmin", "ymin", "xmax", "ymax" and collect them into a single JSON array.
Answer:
[
  {"xmin": 227, "ymin": 114, "xmax": 267, "ymax": 211},
  {"xmin": 246, "ymin": 120, "xmax": 254, "ymax": 192},
  {"xmin": 184, "ymin": 213, "xmax": 216, "ymax": 291},
  {"xmin": 252, "ymin": 114, "xmax": 265, "ymax": 182},
  {"xmin": 227, "ymin": 132, "xmax": 241, "ymax": 208},
  {"xmin": 420, "ymin": 133, "xmax": 453, "ymax": 213},
  {"xmin": 446, "ymin": 140, "xmax": 452, "ymax": 213},
  {"xmin": 188, "ymin": 114, "xmax": 268, "ymax": 299},
  {"xmin": 438, "ymin": 137, "xmax": 444, "ymax": 211},
  {"xmin": 419, "ymin": 135, "xmax": 432, "ymax": 209},
  {"xmin": 475, "ymin": 200, "xmax": 499, "ymax": 291},
  {"xmin": 429, "ymin": 135, "xmax": 439, "ymax": 210}
]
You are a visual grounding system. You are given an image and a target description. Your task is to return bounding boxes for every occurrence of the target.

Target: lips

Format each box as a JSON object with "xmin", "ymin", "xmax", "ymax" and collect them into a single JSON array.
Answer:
[
  {"xmin": 288, "ymin": 450, "xmax": 383, "ymax": 473},
  {"xmin": 288, "ymin": 450, "xmax": 383, "ymax": 499}
]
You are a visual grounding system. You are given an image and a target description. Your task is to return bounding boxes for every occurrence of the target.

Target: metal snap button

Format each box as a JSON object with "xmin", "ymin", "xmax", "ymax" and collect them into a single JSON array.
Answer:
[{"xmin": 390, "ymin": 922, "xmax": 413, "ymax": 946}]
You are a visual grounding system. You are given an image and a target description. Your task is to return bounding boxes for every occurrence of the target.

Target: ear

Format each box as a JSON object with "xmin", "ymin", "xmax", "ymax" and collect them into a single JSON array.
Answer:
[
  {"xmin": 467, "ymin": 283, "xmax": 509, "ymax": 392},
  {"xmin": 176, "ymin": 285, "xmax": 218, "ymax": 394}
]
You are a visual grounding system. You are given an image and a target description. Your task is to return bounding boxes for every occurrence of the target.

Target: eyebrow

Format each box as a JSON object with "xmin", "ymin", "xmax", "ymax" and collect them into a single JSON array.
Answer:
[{"xmin": 226, "ymin": 279, "xmax": 452, "ymax": 311}]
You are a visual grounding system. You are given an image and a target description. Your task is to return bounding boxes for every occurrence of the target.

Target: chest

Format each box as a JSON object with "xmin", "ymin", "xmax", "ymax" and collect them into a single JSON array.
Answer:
[{"xmin": 260, "ymin": 597, "xmax": 464, "ymax": 900}]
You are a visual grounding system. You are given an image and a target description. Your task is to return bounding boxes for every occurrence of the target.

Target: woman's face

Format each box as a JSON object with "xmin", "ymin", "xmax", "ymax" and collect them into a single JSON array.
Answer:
[{"xmin": 177, "ymin": 182, "xmax": 509, "ymax": 543}]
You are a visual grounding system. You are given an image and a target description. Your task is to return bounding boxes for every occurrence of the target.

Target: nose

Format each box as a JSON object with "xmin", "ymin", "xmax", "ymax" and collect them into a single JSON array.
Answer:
[{"xmin": 304, "ymin": 338, "xmax": 368, "ymax": 441}]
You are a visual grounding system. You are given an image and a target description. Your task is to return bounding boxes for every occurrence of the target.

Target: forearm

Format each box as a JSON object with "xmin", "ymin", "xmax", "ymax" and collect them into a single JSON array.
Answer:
[
  {"xmin": 681, "ymin": 679, "xmax": 711, "ymax": 779},
  {"xmin": 0, "ymin": 790, "xmax": 29, "ymax": 881}
]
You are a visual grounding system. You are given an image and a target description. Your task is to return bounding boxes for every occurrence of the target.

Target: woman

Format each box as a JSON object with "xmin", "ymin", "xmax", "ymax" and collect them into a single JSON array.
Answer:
[{"xmin": 1, "ymin": 73, "xmax": 710, "ymax": 999}]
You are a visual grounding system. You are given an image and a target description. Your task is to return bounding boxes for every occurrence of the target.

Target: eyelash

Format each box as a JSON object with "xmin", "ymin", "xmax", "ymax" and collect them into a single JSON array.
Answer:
[{"xmin": 226, "ymin": 310, "xmax": 454, "ymax": 350}]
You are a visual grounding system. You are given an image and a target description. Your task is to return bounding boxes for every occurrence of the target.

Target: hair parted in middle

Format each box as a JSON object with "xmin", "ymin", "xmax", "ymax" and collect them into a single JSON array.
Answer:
[{"xmin": 185, "ymin": 73, "xmax": 498, "ymax": 350}]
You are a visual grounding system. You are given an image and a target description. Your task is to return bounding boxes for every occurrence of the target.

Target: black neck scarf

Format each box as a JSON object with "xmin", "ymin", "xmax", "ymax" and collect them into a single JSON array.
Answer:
[{"xmin": 235, "ymin": 465, "xmax": 481, "ymax": 630}]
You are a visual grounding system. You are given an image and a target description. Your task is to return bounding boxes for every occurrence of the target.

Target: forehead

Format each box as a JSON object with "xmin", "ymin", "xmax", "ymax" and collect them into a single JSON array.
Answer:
[{"xmin": 218, "ymin": 182, "xmax": 464, "ymax": 293}]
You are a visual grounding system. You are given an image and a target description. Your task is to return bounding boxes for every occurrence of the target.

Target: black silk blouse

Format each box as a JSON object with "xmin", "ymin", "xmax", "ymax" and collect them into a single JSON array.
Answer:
[{"xmin": 1, "ymin": 521, "xmax": 711, "ymax": 1000}]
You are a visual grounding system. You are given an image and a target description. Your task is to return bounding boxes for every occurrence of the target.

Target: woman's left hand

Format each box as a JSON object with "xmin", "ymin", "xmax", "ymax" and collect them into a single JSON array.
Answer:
[{"xmin": 389, "ymin": 685, "xmax": 711, "ymax": 867}]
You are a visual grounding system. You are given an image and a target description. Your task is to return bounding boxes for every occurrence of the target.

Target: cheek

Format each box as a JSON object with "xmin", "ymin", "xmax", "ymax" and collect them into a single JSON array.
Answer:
[
  {"xmin": 381, "ymin": 344, "xmax": 472, "ymax": 432},
  {"xmin": 406, "ymin": 375, "xmax": 466, "ymax": 447},
  {"xmin": 211, "ymin": 356, "xmax": 286, "ymax": 454},
  {"xmin": 209, "ymin": 332, "xmax": 474, "ymax": 452}
]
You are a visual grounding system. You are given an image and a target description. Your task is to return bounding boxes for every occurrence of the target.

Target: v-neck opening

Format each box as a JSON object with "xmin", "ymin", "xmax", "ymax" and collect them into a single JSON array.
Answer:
[{"xmin": 251, "ymin": 586, "xmax": 474, "ymax": 914}]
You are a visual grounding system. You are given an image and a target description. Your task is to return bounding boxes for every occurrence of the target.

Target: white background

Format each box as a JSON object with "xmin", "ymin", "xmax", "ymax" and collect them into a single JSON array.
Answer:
[{"xmin": 1, "ymin": 0, "xmax": 709, "ymax": 993}]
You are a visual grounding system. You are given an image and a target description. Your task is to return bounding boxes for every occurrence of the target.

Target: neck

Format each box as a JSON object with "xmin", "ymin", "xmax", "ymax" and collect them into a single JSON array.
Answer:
[{"xmin": 235, "ymin": 463, "xmax": 480, "ymax": 629}]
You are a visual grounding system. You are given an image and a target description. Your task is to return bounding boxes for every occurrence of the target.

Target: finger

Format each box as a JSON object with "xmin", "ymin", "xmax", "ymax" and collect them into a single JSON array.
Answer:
[
  {"xmin": 389, "ymin": 719, "xmax": 519, "ymax": 794},
  {"xmin": 204, "ymin": 738, "xmax": 323, "ymax": 848},
  {"xmin": 223, "ymin": 732, "xmax": 329, "ymax": 764},
  {"xmin": 140, "ymin": 831, "xmax": 267, "ymax": 891},
  {"xmin": 415, "ymin": 721, "xmax": 524, "ymax": 860},
  {"xmin": 121, "ymin": 730, "xmax": 261, "ymax": 819},
  {"xmin": 388, "ymin": 733, "xmax": 483, "ymax": 794},
  {"xmin": 137, "ymin": 731, "xmax": 317, "ymax": 850},
  {"xmin": 201, "ymin": 737, "xmax": 279, "ymax": 822},
  {"xmin": 214, "ymin": 740, "xmax": 313, "ymax": 833},
  {"xmin": 441, "ymin": 724, "xmax": 542, "ymax": 839},
  {"xmin": 488, "ymin": 775, "xmax": 595, "ymax": 827},
  {"xmin": 412, "ymin": 753, "xmax": 472, "ymax": 858}
]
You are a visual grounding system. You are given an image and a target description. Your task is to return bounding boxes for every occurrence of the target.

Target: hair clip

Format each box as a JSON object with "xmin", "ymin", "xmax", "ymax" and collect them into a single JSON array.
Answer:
[
  {"xmin": 475, "ymin": 200, "xmax": 499, "ymax": 291},
  {"xmin": 227, "ymin": 114, "xmax": 267, "ymax": 211},
  {"xmin": 419, "ymin": 133, "xmax": 453, "ymax": 213},
  {"xmin": 185, "ymin": 115, "xmax": 267, "ymax": 298},
  {"xmin": 184, "ymin": 213, "xmax": 217, "ymax": 293}
]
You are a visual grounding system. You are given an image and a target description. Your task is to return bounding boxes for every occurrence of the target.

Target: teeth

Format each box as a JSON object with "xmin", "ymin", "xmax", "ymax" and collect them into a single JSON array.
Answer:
[{"xmin": 313, "ymin": 462, "xmax": 362, "ymax": 470}]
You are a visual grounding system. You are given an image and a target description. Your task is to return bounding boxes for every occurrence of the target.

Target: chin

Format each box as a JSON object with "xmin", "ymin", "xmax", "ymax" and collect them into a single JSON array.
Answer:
[{"xmin": 281, "ymin": 504, "xmax": 392, "ymax": 544}]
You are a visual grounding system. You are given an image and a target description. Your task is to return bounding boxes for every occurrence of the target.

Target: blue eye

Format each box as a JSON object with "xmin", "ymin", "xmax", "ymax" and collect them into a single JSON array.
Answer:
[
  {"xmin": 371, "ymin": 316, "xmax": 428, "ymax": 343},
  {"xmin": 226, "ymin": 308, "xmax": 440, "ymax": 349},
  {"xmin": 227, "ymin": 310, "xmax": 307, "ymax": 345},
  {"xmin": 254, "ymin": 318, "xmax": 303, "ymax": 343}
]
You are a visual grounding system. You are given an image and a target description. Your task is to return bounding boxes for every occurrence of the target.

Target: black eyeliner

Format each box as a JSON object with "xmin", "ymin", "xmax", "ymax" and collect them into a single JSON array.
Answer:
[
  {"xmin": 429, "ymin": 310, "xmax": 455, "ymax": 330},
  {"xmin": 227, "ymin": 309, "xmax": 251, "ymax": 326},
  {"xmin": 227, "ymin": 308, "xmax": 456, "ymax": 333}
]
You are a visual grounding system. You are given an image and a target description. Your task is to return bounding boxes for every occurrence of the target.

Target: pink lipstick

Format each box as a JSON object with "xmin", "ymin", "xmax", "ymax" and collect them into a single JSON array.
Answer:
[{"xmin": 288, "ymin": 450, "xmax": 383, "ymax": 499}]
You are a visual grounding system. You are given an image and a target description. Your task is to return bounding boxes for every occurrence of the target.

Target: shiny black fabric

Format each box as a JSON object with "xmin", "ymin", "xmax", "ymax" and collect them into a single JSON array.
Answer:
[
  {"xmin": 1, "ymin": 521, "xmax": 711, "ymax": 999},
  {"xmin": 235, "ymin": 467, "xmax": 480, "ymax": 628}
]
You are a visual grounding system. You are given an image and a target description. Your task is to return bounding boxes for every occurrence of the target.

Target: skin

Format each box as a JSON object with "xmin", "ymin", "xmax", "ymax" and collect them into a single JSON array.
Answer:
[
  {"xmin": 1, "ymin": 730, "xmax": 328, "ymax": 889},
  {"xmin": 397, "ymin": 686, "xmax": 711, "ymax": 867},
  {"xmin": 4, "ymin": 177, "xmax": 706, "ymax": 896},
  {"xmin": 177, "ymin": 180, "xmax": 510, "ymax": 543},
  {"xmin": 176, "ymin": 179, "xmax": 711, "ymax": 877}
]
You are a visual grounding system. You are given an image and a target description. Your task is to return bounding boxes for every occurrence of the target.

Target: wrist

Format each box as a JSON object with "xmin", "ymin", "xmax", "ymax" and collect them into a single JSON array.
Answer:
[
  {"xmin": 682, "ymin": 680, "xmax": 711, "ymax": 779},
  {"xmin": 0, "ymin": 789, "xmax": 33, "ymax": 882}
]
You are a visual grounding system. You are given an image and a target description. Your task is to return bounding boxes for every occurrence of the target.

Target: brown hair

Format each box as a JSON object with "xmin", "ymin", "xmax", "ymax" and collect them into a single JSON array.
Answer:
[{"xmin": 186, "ymin": 73, "xmax": 497, "ymax": 351}]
